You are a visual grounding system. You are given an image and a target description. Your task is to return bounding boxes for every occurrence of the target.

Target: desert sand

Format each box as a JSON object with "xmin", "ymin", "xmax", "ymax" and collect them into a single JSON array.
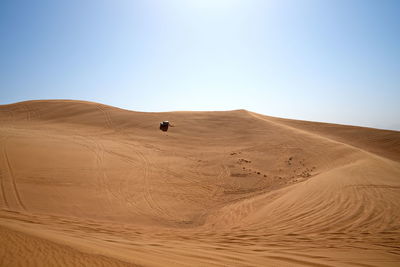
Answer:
[{"xmin": 0, "ymin": 100, "xmax": 399, "ymax": 266}]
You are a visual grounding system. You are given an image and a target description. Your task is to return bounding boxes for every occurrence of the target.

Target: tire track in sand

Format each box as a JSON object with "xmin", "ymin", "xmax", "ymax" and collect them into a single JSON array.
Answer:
[
  {"xmin": 71, "ymin": 135, "xmax": 109, "ymax": 201},
  {"xmin": 2, "ymin": 137, "xmax": 27, "ymax": 211},
  {"xmin": 119, "ymin": 137, "xmax": 173, "ymax": 220},
  {"xmin": 69, "ymin": 134, "xmax": 116, "ymax": 209},
  {"xmin": 135, "ymin": 150, "xmax": 167, "ymax": 218},
  {"xmin": 129, "ymin": 147, "xmax": 173, "ymax": 220},
  {"xmin": 24, "ymin": 103, "xmax": 40, "ymax": 121},
  {"xmin": 104, "ymin": 150, "xmax": 150, "ymax": 216},
  {"xmin": 0, "ymin": 169, "xmax": 9, "ymax": 208},
  {"xmin": 96, "ymin": 105, "xmax": 113, "ymax": 129},
  {"xmin": 211, "ymin": 163, "xmax": 231, "ymax": 198},
  {"xmin": 23, "ymin": 104, "xmax": 31, "ymax": 121},
  {"xmin": 92, "ymin": 138, "xmax": 116, "ymax": 208},
  {"xmin": 0, "ymin": 136, "xmax": 9, "ymax": 208},
  {"xmin": 73, "ymin": 135, "xmax": 150, "ymax": 216},
  {"xmin": 87, "ymin": 136, "xmax": 154, "ymax": 217},
  {"xmin": 94, "ymin": 139, "xmax": 149, "ymax": 212}
]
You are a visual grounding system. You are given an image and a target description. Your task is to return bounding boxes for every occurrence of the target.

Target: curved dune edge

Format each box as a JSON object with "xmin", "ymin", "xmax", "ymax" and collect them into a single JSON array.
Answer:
[{"xmin": 0, "ymin": 100, "xmax": 399, "ymax": 266}]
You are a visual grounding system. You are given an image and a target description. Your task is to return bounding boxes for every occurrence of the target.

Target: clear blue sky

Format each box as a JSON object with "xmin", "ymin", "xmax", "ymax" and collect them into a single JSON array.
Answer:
[{"xmin": 0, "ymin": 0, "xmax": 399, "ymax": 130}]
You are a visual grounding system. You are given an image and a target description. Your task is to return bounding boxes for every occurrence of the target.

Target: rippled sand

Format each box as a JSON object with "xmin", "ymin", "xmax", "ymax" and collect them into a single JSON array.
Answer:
[{"xmin": 1, "ymin": 100, "xmax": 399, "ymax": 266}]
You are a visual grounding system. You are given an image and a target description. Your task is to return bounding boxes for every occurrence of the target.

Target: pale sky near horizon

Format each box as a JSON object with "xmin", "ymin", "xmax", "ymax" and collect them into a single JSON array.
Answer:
[{"xmin": 0, "ymin": 0, "xmax": 399, "ymax": 130}]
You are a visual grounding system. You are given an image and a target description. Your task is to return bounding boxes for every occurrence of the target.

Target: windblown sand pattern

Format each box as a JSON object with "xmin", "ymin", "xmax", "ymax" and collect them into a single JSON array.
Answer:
[{"xmin": 0, "ymin": 100, "xmax": 399, "ymax": 266}]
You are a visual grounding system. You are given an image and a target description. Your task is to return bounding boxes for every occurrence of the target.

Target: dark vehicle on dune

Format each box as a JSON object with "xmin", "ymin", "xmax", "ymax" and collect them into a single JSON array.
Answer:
[{"xmin": 159, "ymin": 121, "xmax": 169, "ymax": 131}]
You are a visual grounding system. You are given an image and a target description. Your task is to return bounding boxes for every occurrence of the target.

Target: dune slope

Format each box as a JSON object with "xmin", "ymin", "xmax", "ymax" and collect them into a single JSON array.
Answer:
[{"xmin": 0, "ymin": 100, "xmax": 399, "ymax": 266}]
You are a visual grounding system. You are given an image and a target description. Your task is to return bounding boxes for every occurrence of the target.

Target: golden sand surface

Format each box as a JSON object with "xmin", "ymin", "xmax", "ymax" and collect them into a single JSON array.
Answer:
[{"xmin": 0, "ymin": 100, "xmax": 399, "ymax": 266}]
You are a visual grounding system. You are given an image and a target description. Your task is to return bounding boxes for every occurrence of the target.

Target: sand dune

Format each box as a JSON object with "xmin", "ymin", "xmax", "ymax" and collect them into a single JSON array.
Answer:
[{"xmin": 0, "ymin": 100, "xmax": 399, "ymax": 266}]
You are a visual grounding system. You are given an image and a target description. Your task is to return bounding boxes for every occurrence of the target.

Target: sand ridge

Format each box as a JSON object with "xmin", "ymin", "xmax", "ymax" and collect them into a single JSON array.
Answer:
[{"xmin": 0, "ymin": 100, "xmax": 399, "ymax": 266}]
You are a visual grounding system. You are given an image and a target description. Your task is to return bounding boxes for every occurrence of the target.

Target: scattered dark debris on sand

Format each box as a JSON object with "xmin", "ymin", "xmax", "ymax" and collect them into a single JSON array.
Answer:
[
  {"xmin": 230, "ymin": 154, "xmax": 317, "ymax": 183},
  {"xmin": 238, "ymin": 158, "xmax": 251, "ymax": 164},
  {"xmin": 299, "ymin": 170, "xmax": 311, "ymax": 178}
]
